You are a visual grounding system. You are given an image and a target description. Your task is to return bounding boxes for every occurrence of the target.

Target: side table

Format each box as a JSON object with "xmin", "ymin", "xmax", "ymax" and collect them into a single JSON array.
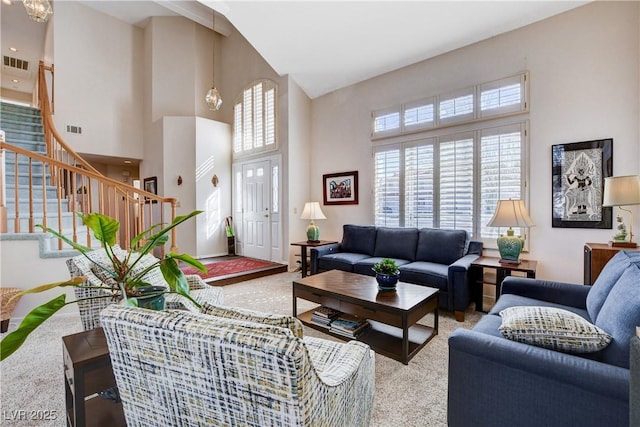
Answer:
[
  {"xmin": 471, "ymin": 256, "xmax": 537, "ymax": 312},
  {"xmin": 62, "ymin": 327, "xmax": 126, "ymax": 427},
  {"xmin": 290, "ymin": 240, "xmax": 338, "ymax": 278}
]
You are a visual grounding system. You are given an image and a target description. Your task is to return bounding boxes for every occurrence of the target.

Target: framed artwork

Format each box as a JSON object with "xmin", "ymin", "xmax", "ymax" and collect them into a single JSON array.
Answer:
[
  {"xmin": 323, "ymin": 171, "xmax": 358, "ymax": 205},
  {"xmin": 551, "ymin": 138, "xmax": 612, "ymax": 229},
  {"xmin": 143, "ymin": 177, "xmax": 157, "ymax": 202}
]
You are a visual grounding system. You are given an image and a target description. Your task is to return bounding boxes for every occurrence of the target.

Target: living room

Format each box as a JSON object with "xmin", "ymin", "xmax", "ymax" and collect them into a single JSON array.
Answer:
[{"xmin": 0, "ymin": 1, "xmax": 639, "ymax": 426}]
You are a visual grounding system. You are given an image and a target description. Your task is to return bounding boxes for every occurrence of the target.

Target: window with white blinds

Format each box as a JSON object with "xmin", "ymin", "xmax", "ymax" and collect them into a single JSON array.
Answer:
[
  {"xmin": 371, "ymin": 72, "xmax": 528, "ymax": 139},
  {"xmin": 233, "ymin": 79, "xmax": 277, "ymax": 157},
  {"xmin": 404, "ymin": 141, "xmax": 435, "ymax": 228},
  {"xmin": 374, "ymin": 148, "xmax": 401, "ymax": 227},
  {"xmin": 374, "ymin": 123, "xmax": 528, "ymax": 244}
]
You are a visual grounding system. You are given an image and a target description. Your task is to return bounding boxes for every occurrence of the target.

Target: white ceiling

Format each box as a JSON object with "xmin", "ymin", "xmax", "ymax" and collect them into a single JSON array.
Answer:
[{"xmin": 1, "ymin": 0, "xmax": 589, "ymax": 100}]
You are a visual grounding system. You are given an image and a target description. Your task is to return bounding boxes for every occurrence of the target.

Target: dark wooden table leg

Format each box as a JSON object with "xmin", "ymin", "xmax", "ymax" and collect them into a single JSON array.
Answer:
[{"xmin": 300, "ymin": 246, "xmax": 309, "ymax": 278}]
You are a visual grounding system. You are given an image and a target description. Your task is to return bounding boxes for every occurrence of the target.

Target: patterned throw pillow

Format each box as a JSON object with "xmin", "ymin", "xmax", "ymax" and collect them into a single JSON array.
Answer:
[
  {"xmin": 201, "ymin": 303, "xmax": 304, "ymax": 339},
  {"xmin": 499, "ymin": 306, "xmax": 612, "ymax": 353}
]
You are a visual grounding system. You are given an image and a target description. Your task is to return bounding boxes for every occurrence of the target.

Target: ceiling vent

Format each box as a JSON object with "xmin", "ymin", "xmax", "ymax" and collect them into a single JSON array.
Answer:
[{"xmin": 3, "ymin": 55, "xmax": 32, "ymax": 79}]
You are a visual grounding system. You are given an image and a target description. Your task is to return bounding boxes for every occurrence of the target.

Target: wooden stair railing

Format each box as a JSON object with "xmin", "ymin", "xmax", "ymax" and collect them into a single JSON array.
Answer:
[
  {"xmin": 0, "ymin": 61, "xmax": 181, "ymax": 253},
  {"xmin": 0, "ymin": 141, "xmax": 179, "ymax": 253}
]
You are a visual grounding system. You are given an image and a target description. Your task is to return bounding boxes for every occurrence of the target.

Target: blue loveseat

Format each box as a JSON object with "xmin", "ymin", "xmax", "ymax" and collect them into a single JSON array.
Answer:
[
  {"xmin": 310, "ymin": 225, "xmax": 483, "ymax": 321},
  {"xmin": 448, "ymin": 249, "xmax": 640, "ymax": 427}
]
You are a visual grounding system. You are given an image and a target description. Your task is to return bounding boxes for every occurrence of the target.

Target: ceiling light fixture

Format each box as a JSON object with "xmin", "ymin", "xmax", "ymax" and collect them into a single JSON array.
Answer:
[
  {"xmin": 12, "ymin": 79, "xmax": 19, "ymax": 83},
  {"xmin": 9, "ymin": 47, "xmax": 18, "ymax": 52},
  {"xmin": 2, "ymin": 0, "xmax": 13, "ymax": 6},
  {"xmin": 22, "ymin": 0, "xmax": 53, "ymax": 23},
  {"xmin": 205, "ymin": 10, "xmax": 222, "ymax": 111}
]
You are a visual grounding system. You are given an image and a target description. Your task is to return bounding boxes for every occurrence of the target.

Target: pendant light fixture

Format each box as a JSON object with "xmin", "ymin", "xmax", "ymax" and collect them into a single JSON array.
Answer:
[
  {"xmin": 205, "ymin": 10, "xmax": 222, "ymax": 111},
  {"xmin": 22, "ymin": 0, "xmax": 53, "ymax": 23}
]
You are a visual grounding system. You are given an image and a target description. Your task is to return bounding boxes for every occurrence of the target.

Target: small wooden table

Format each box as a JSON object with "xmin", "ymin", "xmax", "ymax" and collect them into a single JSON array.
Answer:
[
  {"xmin": 290, "ymin": 240, "xmax": 337, "ymax": 277},
  {"xmin": 62, "ymin": 328, "xmax": 126, "ymax": 427},
  {"xmin": 471, "ymin": 256, "xmax": 537, "ymax": 311},
  {"xmin": 293, "ymin": 270, "xmax": 438, "ymax": 364}
]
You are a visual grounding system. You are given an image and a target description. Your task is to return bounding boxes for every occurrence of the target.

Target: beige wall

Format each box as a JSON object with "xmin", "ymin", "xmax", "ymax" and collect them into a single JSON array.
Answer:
[
  {"xmin": 51, "ymin": 1, "xmax": 144, "ymax": 160},
  {"xmin": 310, "ymin": 1, "xmax": 640, "ymax": 283}
]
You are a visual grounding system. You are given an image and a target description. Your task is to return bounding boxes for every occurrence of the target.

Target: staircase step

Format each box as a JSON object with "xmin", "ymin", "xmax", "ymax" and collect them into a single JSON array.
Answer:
[
  {"xmin": 3, "ymin": 129, "xmax": 45, "ymax": 143},
  {"xmin": 0, "ymin": 102, "xmax": 40, "ymax": 116},
  {"xmin": 0, "ymin": 118, "xmax": 43, "ymax": 133},
  {"xmin": 6, "ymin": 183, "xmax": 59, "ymax": 199},
  {"xmin": 4, "ymin": 172, "xmax": 50, "ymax": 186},
  {"xmin": 5, "ymin": 212, "xmax": 84, "ymax": 235}
]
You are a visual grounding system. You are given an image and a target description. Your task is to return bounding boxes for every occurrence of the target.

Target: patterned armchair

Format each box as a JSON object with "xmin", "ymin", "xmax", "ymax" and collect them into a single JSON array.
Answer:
[
  {"xmin": 67, "ymin": 246, "xmax": 223, "ymax": 330},
  {"xmin": 100, "ymin": 305, "xmax": 375, "ymax": 427}
]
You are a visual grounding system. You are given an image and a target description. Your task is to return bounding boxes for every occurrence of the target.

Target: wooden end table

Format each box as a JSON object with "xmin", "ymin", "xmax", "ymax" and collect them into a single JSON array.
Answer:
[
  {"xmin": 62, "ymin": 328, "xmax": 126, "ymax": 427},
  {"xmin": 471, "ymin": 256, "xmax": 537, "ymax": 311},
  {"xmin": 290, "ymin": 240, "xmax": 337, "ymax": 277},
  {"xmin": 293, "ymin": 270, "xmax": 438, "ymax": 364}
]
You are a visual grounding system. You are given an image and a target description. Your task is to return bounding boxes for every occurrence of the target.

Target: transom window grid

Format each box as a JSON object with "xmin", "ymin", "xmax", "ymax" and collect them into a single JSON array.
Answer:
[
  {"xmin": 374, "ymin": 122, "xmax": 528, "ymax": 247},
  {"xmin": 372, "ymin": 73, "xmax": 528, "ymax": 139},
  {"xmin": 233, "ymin": 79, "xmax": 277, "ymax": 157}
]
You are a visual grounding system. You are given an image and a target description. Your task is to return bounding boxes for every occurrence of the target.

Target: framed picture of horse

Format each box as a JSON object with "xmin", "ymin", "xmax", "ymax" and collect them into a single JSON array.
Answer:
[{"xmin": 323, "ymin": 171, "xmax": 358, "ymax": 205}]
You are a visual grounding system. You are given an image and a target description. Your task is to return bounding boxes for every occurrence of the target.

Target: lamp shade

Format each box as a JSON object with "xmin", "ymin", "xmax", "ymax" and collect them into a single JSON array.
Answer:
[
  {"xmin": 487, "ymin": 199, "xmax": 535, "ymax": 228},
  {"xmin": 300, "ymin": 202, "xmax": 326, "ymax": 220},
  {"xmin": 602, "ymin": 175, "xmax": 640, "ymax": 207}
]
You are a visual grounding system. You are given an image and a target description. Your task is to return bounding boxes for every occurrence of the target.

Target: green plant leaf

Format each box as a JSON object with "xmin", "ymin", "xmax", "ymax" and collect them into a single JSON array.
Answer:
[
  {"xmin": 130, "ymin": 224, "xmax": 163, "ymax": 249},
  {"xmin": 140, "ymin": 211, "xmax": 202, "ymax": 253},
  {"xmin": 81, "ymin": 213, "xmax": 120, "ymax": 246},
  {"xmin": 169, "ymin": 253, "xmax": 206, "ymax": 273},
  {"xmin": 0, "ymin": 295, "xmax": 67, "ymax": 361},
  {"xmin": 7, "ymin": 277, "xmax": 86, "ymax": 303},
  {"xmin": 160, "ymin": 258, "xmax": 189, "ymax": 296},
  {"xmin": 36, "ymin": 225, "xmax": 91, "ymax": 253}
]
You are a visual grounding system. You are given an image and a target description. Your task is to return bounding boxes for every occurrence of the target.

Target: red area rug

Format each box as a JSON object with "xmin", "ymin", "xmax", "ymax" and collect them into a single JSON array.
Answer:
[{"xmin": 181, "ymin": 258, "xmax": 279, "ymax": 281}]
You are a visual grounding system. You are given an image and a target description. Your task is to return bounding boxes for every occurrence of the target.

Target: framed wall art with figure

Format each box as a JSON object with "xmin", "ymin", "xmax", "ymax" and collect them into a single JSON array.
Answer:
[
  {"xmin": 551, "ymin": 138, "xmax": 612, "ymax": 229},
  {"xmin": 323, "ymin": 171, "xmax": 358, "ymax": 205}
]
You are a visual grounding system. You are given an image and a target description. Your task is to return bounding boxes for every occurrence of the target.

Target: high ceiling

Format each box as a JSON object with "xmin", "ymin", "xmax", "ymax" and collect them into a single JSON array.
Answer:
[{"xmin": 1, "ymin": 1, "xmax": 589, "ymax": 100}]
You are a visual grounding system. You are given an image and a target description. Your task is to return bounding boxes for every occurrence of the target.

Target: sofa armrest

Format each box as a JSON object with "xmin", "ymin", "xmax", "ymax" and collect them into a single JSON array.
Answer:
[
  {"xmin": 467, "ymin": 240, "xmax": 483, "ymax": 256},
  {"xmin": 447, "ymin": 253, "xmax": 479, "ymax": 312},
  {"xmin": 448, "ymin": 328, "xmax": 629, "ymax": 427},
  {"xmin": 501, "ymin": 276, "xmax": 590, "ymax": 309},
  {"xmin": 310, "ymin": 244, "xmax": 340, "ymax": 275}
]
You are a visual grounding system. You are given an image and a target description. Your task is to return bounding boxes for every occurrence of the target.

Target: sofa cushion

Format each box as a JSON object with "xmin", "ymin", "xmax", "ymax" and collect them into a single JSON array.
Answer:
[
  {"xmin": 415, "ymin": 228, "xmax": 467, "ymax": 265},
  {"xmin": 499, "ymin": 306, "xmax": 612, "ymax": 354},
  {"xmin": 586, "ymin": 250, "xmax": 640, "ymax": 322},
  {"xmin": 398, "ymin": 261, "xmax": 448, "ymax": 290},
  {"xmin": 489, "ymin": 294, "xmax": 591, "ymax": 320},
  {"xmin": 593, "ymin": 264, "xmax": 640, "ymax": 368},
  {"xmin": 317, "ymin": 252, "xmax": 370, "ymax": 272},
  {"xmin": 354, "ymin": 257, "xmax": 411, "ymax": 276},
  {"xmin": 201, "ymin": 303, "xmax": 304, "ymax": 338},
  {"xmin": 373, "ymin": 227, "xmax": 419, "ymax": 261},
  {"xmin": 340, "ymin": 225, "xmax": 377, "ymax": 256}
]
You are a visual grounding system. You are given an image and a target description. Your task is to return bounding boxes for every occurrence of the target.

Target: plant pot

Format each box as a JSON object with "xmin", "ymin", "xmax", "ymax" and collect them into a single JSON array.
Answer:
[
  {"xmin": 376, "ymin": 273, "xmax": 399, "ymax": 292},
  {"xmin": 135, "ymin": 286, "xmax": 166, "ymax": 310}
]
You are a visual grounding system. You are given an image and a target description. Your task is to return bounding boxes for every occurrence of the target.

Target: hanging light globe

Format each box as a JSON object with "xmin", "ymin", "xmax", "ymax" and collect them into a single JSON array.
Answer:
[
  {"xmin": 205, "ymin": 86, "xmax": 222, "ymax": 111},
  {"xmin": 23, "ymin": 0, "xmax": 53, "ymax": 23}
]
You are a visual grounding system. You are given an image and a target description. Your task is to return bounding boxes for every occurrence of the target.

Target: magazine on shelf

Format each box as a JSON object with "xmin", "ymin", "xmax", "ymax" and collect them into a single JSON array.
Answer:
[
  {"xmin": 329, "ymin": 313, "xmax": 370, "ymax": 337},
  {"xmin": 313, "ymin": 306, "xmax": 342, "ymax": 319}
]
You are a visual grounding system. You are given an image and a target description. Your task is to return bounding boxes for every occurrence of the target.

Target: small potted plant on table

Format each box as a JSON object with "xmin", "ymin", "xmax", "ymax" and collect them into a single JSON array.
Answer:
[{"xmin": 372, "ymin": 258, "xmax": 400, "ymax": 291}]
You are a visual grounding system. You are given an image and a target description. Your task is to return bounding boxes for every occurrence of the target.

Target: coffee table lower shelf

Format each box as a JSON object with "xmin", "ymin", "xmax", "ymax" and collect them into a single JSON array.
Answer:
[{"xmin": 297, "ymin": 310, "xmax": 436, "ymax": 363}]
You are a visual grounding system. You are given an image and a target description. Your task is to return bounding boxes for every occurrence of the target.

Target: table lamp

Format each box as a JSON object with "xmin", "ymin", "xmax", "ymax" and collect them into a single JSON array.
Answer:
[
  {"xmin": 301, "ymin": 202, "xmax": 326, "ymax": 242},
  {"xmin": 603, "ymin": 175, "xmax": 640, "ymax": 248},
  {"xmin": 487, "ymin": 199, "xmax": 535, "ymax": 264}
]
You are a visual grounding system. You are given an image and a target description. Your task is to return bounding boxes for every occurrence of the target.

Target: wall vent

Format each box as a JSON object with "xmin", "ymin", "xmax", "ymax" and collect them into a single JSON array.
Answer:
[
  {"xmin": 66, "ymin": 125, "xmax": 82, "ymax": 134},
  {"xmin": 3, "ymin": 56, "xmax": 29, "ymax": 71}
]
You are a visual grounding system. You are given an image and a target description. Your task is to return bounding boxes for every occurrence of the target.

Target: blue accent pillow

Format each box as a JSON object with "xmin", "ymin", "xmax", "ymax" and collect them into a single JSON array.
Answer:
[
  {"xmin": 340, "ymin": 225, "xmax": 377, "ymax": 256},
  {"xmin": 416, "ymin": 228, "xmax": 467, "ymax": 265},
  {"xmin": 373, "ymin": 227, "xmax": 419, "ymax": 261}
]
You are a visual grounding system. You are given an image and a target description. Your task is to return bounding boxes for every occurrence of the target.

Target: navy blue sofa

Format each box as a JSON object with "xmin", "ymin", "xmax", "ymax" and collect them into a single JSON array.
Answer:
[
  {"xmin": 448, "ymin": 250, "xmax": 640, "ymax": 427},
  {"xmin": 310, "ymin": 225, "xmax": 483, "ymax": 321}
]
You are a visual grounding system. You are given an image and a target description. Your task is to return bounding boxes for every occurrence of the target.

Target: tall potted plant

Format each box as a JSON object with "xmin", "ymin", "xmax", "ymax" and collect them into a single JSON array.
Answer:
[{"xmin": 0, "ymin": 210, "xmax": 206, "ymax": 361}]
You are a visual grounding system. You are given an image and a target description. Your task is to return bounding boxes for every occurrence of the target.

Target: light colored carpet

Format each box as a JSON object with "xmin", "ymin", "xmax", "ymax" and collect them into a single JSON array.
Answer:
[{"xmin": 0, "ymin": 272, "xmax": 481, "ymax": 426}]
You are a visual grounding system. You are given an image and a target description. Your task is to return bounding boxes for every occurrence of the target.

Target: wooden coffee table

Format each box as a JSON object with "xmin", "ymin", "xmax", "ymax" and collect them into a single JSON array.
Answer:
[{"xmin": 293, "ymin": 270, "xmax": 438, "ymax": 364}]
